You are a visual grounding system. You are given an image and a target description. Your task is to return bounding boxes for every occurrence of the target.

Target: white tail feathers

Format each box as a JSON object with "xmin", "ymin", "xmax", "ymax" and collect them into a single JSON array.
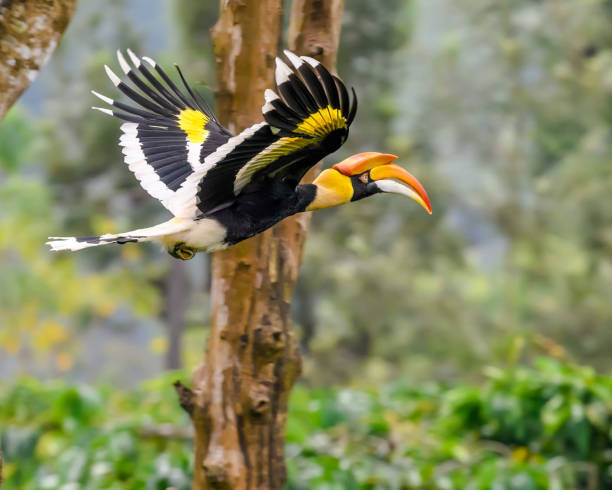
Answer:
[
  {"xmin": 47, "ymin": 219, "xmax": 191, "ymax": 252},
  {"xmin": 46, "ymin": 234, "xmax": 148, "ymax": 252}
]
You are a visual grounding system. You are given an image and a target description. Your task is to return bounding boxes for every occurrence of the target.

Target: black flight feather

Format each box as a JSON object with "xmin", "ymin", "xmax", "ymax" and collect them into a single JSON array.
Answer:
[
  {"xmin": 276, "ymin": 81, "xmax": 309, "ymax": 118},
  {"xmin": 312, "ymin": 62, "xmax": 340, "ymax": 110},
  {"xmin": 114, "ymin": 80, "xmax": 175, "ymax": 118},
  {"xmin": 297, "ymin": 63, "xmax": 328, "ymax": 109},
  {"xmin": 125, "ymin": 69, "xmax": 178, "ymax": 113},
  {"xmin": 151, "ymin": 63, "xmax": 194, "ymax": 110},
  {"xmin": 136, "ymin": 63, "xmax": 187, "ymax": 111},
  {"xmin": 333, "ymin": 75, "xmax": 350, "ymax": 117},
  {"xmin": 347, "ymin": 87, "xmax": 358, "ymax": 126}
]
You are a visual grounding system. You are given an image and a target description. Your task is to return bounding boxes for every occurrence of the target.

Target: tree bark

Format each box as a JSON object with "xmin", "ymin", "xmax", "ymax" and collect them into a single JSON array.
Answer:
[
  {"xmin": 185, "ymin": 1, "xmax": 344, "ymax": 489},
  {"xmin": 0, "ymin": 2, "xmax": 77, "ymax": 483},
  {"xmin": 0, "ymin": 0, "xmax": 77, "ymax": 120}
]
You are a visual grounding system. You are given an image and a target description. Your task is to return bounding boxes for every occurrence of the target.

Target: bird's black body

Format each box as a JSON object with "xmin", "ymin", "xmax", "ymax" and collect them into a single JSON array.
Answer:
[{"xmin": 206, "ymin": 179, "xmax": 316, "ymax": 246}]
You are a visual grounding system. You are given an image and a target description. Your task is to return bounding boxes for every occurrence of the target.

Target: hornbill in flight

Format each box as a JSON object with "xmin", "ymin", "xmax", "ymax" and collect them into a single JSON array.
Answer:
[{"xmin": 48, "ymin": 50, "xmax": 431, "ymax": 260}]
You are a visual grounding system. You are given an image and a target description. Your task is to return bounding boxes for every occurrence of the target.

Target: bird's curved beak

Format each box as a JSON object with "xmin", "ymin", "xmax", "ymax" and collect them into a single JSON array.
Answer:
[{"xmin": 333, "ymin": 152, "xmax": 432, "ymax": 214}]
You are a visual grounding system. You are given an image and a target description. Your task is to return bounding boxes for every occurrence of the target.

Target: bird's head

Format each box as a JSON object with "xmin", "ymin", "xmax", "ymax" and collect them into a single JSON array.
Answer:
[{"xmin": 306, "ymin": 152, "xmax": 432, "ymax": 214}]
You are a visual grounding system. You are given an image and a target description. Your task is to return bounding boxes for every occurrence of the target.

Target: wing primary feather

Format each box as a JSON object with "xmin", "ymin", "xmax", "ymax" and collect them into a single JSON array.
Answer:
[
  {"xmin": 288, "ymin": 74, "xmax": 319, "ymax": 114},
  {"xmin": 283, "ymin": 50, "xmax": 304, "ymax": 69},
  {"xmin": 151, "ymin": 63, "xmax": 193, "ymax": 109},
  {"xmin": 333, "ymin": 75, "xmax": 350, "ymax": 116},
  {"xmin": 275, "ymin": 57, "xmax": 294, "ymax": 85},
  {"xmin": 138, "ymin": 145, "xmax": 185, "ymax": 157},
  {"xmin": 281, "ymin": 54, "xmax": 319, "ymax": 113},
  {"xmin": 104, "ymin": 65, "xmax": 121, "ymax": 86},
  {"xmin": 300, "ymin": 56, "xmax": 320, "ymax": 68},
  {"xmin": 296, "ymin": 62, "xmax": 328, "ymax": 108},
  {"xmin": 276, "ymin": 82, "xmax": 309, "ymax": 117},
  {"xmin": 111, "ymin": 100, "xmax": 173, "ymax": 121},
  {"xmin": 262, "ymin": 110, "xmax": 300, "ymax": 132},
  {"xmin": 268, "ymin": 98, "xmax": 302, "ymax": 124},
  {"xmin": 313, "ymin": 62, "xmax": 340, "ymax": 109},
  {"xmin": 92, "ymin": 89, "xmax": 171, "ymax": 121},
  {"xmin": 347, "ymin": 87, "xmax": 358, "ymax": 126},
  {"xmin": 129, "ymin": 136, "xmax": 184, "ymax": 144},
  {"xmin": 92, "ymin": 106, "xmax": 113, "ymax": 116},
  {"xmin": 165, "ymin": 173, "xmax": 191, "ymax": 192},
  {"xmin": 105, "ymin": 110, "xmax": 146, "ymax": 123},
  {"xmin": 126, "ymin": 48, "xmax": 141, "ymax": 67},
  {"xmin": 148, "ymin": 153, "xmax": 188, "ymax": 169},
  {"xmin": 114, "ymin": 51, "xmax": 178, "ymax": 113},
  {"xmin": 91, "ymin": 90, "xmax": 113, "ymax": 105},
  {"xmin": 124, "ymin": 70, "xmax": 178, "ymax": 113},
  {"xmin": 135, "ymin": 62, "xmax": 187, "ymax": 110},
  {"xmin": 155, "ymin": 161, "xmax": 187, "ymax": 178},
  {"xmin": 175, "ymin": 64, "xmax": 211, "ymax": 116},
  {"xmin": 110, "ymin": 73, "xmax": 176, "ymax": 117},
  {"xmin": 194, "ymin": 91, "xmax": 219, "ymax": 123},
  {"xmin": 137, "ymin": 128, "xmax": 184, "ymax": 137}
]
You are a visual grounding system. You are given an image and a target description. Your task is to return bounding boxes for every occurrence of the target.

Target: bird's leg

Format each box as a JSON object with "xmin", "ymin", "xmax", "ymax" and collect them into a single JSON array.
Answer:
[{"xmin": 170, "ymin": 243, "xmax": 196, "ymax": 260}]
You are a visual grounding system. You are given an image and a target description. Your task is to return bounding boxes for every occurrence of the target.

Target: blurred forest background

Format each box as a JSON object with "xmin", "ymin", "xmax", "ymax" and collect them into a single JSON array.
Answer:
[{"xmin": 2, "ymin": 0, "xmax": 612, "ymax": 488}]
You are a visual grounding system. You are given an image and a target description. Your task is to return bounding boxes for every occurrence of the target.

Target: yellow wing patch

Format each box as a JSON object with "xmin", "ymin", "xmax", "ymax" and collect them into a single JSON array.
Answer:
[
  {"xmin": 295, "ymin": 105, "xmax": 346, "ymax": 138},
  {"xmin": 234, "ymin": 136, "xmax": 314, "ymax": 194},
  {"xmin": 178, "ymin": 109, "xmax": 209, "ymax": 143}
]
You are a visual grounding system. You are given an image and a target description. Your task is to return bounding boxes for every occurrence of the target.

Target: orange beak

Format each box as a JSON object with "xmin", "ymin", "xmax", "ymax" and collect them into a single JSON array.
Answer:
[
  {"xmin": 333, "ymin": 152, "xmax": 432, "ymax": 214},
  {"xmin": 333, "ymin": 152, "xmax": 398, "ymax": 175}
]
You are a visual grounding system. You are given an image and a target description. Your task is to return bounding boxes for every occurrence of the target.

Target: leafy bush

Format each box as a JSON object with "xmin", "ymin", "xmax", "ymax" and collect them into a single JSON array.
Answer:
[
  {"xmin": 2, "ymin": 359, "xmax": 611, "ymax": 489},
  {"xmin": 1, "ymin": 373, "xmax": 192, "ymax": 490},
  {"xmin": 287, "ymin": 358, "xmax": 612, "ymax": 489}
]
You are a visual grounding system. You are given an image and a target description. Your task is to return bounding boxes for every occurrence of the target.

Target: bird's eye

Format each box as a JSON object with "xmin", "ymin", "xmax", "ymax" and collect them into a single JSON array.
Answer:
[{"xmin": 359, "ymin": 174, "xmax": 369, "ymax": 184}]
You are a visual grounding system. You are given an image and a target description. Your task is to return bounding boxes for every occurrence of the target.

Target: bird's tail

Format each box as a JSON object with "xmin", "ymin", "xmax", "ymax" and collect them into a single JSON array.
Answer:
[{"xmin": 47, "ymin": 219, "xmax": 190, "ymax": 252}]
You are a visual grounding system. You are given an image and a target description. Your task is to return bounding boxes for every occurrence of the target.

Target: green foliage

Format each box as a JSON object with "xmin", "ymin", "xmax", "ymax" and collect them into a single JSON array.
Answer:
[
  {"xmin": 2, "ymin": 359, "xmax": 612, "ymax": 489},
  {"xmin": 1, "ymin": 372, "xmax": 192, "ymax": 490},
  {"xmin": 287, "ymin": 358, "xmax": 612, "ymax": 489}
]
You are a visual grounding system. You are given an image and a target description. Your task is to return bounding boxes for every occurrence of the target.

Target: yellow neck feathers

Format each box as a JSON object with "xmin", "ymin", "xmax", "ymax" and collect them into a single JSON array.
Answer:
[{"xmin": 306, "ymin": 169, "xmax": 354, "ymax": 211}]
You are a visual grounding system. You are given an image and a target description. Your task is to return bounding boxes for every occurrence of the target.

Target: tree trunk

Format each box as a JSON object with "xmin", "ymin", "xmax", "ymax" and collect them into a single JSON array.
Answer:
[
  {"xmin": 0, "ymin": 2, "xmax": 77, "ymax": 483},
  {"xmin": 0, "ymin": 0, "xmax": 77, "ymax": 120},
  {"xmin": 182, "ymin": 1, "xmax": 344, "ymax": 489}
]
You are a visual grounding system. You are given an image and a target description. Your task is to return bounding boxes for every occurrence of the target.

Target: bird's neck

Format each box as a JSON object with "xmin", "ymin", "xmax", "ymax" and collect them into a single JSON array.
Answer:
[{"xmin": 290, "ymin": 184, "xmax": 319, "ymax": 215}]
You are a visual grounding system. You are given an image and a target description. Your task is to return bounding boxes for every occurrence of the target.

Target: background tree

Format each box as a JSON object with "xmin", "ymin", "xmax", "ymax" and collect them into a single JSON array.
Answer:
[
  {"xmin": 0, "ymin": 0, "xmax": 76, "ymax": 119},
  {"xmin": 0, "ymin": 1, "xmax": 78, "ymax": 482}
]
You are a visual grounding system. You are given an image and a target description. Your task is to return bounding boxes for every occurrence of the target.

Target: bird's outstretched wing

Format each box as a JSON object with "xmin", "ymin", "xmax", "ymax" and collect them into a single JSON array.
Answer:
[
  {"xmin": 93, "ymin": 50, "xmax": 233, "ymax": 218},
  {"xmin": 193, "ymin": 50, "xmax": 358, "ymax": 216}
]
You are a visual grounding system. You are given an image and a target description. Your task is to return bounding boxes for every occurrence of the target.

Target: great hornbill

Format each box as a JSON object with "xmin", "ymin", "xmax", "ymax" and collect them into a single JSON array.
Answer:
[{"xmin": 48, "ymin": 50, "xmax": 431, "ymax": 260}]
